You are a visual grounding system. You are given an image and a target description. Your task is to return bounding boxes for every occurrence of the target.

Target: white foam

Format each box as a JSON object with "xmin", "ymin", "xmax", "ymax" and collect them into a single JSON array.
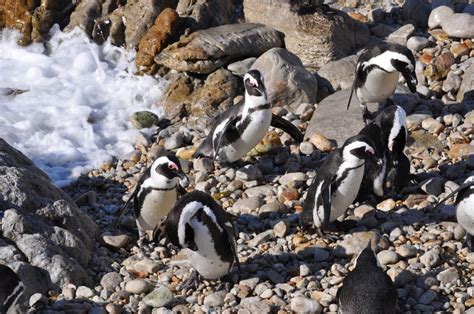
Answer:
[{"xmin": 0, "ymin": 26, "xmax": 165, "ymax": 187}]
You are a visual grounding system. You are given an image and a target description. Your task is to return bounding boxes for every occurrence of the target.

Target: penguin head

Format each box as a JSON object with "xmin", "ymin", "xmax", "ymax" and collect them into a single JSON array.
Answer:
[
  {"xmin": 389, "ymin": 46, "xmax": 417, "ymax": 93},
  {"xmin": 150, "ymin": 153, "xmax": 189, "ymax": 189},
  {"xmin": 244, "ymin": 70, "xmax": 266, "ymax": 98},
  {"xmin": 353, "ymin": 241, "xmax": 381, "ymax": 269},
  {"xmin": 343, "ymin": 135, "xmax": 376, "ymax": 162}
]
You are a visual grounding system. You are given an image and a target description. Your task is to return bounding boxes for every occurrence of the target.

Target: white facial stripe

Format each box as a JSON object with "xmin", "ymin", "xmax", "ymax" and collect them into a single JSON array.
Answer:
[
  {"xmin": 363, "ymin": 51, "xmax": 412, "ymax": 73},
  {"xmin": 244, "ymin": 73, "xmax": 258, "ymax": 87},
  {"xmin": 152, "ymin": 156, "xmax": 171, "ymax": 168},
  {"xmin": 342, "ymin": 141, "xmax": 371, "ymax": 158},
  {"xmin": 388, "ymin": 106, "xmax": 407, "ymax": 151},
  {"xmin": 465, "ymin": 176, "xmax": 474, "ymax": 184}
]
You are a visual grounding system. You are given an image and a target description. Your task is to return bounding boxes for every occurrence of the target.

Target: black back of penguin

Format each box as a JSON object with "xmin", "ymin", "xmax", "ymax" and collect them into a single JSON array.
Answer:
[
  {"xmin": 165, "ymin": 191, "xmax": 237, "ymax": 266},
  {"xmin": 338, "ymin": 246, "xmax": 397, "ymax": 314},
  {"xmin": 0, "ymin": 265, "xmax": 24, "ymax": 314},
  {"xmin": 373, "ymin": 103, "xmax": 407, "ymax": 159}
]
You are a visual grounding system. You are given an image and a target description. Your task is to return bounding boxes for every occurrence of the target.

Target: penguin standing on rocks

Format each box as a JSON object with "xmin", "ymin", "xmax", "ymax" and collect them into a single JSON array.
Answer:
[
  {"xmin": 300, "ymin": 134, "xmax": 380, "ymax": 236},
  {"xmin": 115, "ymin": 151, "xmax": 189, "ymax": 244},
  {"xmin": 347, "ymin": 42, "xmax": 417, "ymax": 124},
  {"xmin": 337, "ymin": 242, "xmax": 398, "ymax": 314},
  {"xmin": 0, "ymin": 264, "xmax": 24, "ymax": 314},
  {"xmin": 163, "ymin": 190, "xmax": 240, "ymax": 288},
  {"xmin": 193, "ymin": 69, "xmax": 303, "ymax": 163},
  {"xmin": 435, "ymin": 176, "xmax": 474, "ymax": 250}
]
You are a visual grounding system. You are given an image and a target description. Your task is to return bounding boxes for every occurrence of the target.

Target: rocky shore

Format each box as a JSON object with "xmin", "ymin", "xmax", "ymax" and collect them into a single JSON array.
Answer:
[{"xmin": 1, "ymin": 0, "xmax": 474, "ymax": 313}]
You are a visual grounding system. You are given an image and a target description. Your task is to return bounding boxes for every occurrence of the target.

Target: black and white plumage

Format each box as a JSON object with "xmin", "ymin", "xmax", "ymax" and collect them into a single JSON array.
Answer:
[
  {"xmin": 115, "ymin": 151, "xmax": 189, "ymax": 242},
  {"xmin": 347, "ymin": 42, "xmax": 417, "ymax": 123},
  {"xmin": 164, "ymin": 190, "xmax": 240, "ymax": 280},
  {"xmin": 0, "ymin": 265, "xmax": 24, "ymax": 314},
  {"xmin": 300, "ymin": 134, "xmax": 379, "ymax": 234},
  {"xmin": 193, "ymin": 69, "xmax": 303, "ymax": 163},
  {"xmin": 337, "ymin": 243, "xmax": 397, "ymax": 314},
  {"xmin": 435, "ymin": 176, "xmax": 474, "ymax": 250}
]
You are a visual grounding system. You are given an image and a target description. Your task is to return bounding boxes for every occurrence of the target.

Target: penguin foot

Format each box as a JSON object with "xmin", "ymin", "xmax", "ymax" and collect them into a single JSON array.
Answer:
[
  {"xmin": 215, "ymin": 279, "xmax": 232, "ymax": 292},
  {"xmin": 178, "ymin": 269, "xmax": 200, "ymax": 291},
  {"xmin": 316, "ymin": 228, "xmax": 339, "ymax": 242}
]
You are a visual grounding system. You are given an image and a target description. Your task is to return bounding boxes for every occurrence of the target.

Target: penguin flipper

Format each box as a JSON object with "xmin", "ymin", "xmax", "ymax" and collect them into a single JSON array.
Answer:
[
  {"xmin": 270, "ymin": 114, "xmax": 303, "ymax": 143},
  {"xmin": 114, "ymin": 186, "xmax": 139, "ymax": 230},
  {"xmin": 212, "ymin": 117, "xmax": 238, "ymax": 160},
  {"xmin": 346, "ymin": 85, "xmax": 355, "ymax": 111}
]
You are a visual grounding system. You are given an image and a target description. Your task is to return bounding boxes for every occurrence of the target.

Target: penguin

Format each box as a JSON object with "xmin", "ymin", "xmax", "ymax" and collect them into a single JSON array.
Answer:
[
  {"xmin": 0, "ymin": 265, "xmax": 24, "ymax": 314},
  {"xmin": 164, "ymin": 190, "xmax": 240, "ymax": 285},
  {"xmin": 193, "ymin": 69, "xmax": 303, "ymax": 163},
  {"xmin": 337, "ymin": 242, "xmax": 398, "ymax": 314},
  {"xmin": 115, "ymin": 150, "xmax": 189, "ymax": 243},
  {"xmin": 347, "ymin": 42, "xmax": 417, "ymax": 124},
  {"xmin": 435, "ymin": 176, "xmax": 474, "ymax": 250},
  {"xmin": 300, "ymin": 134, "xmax": 380, "ymax": 236}
]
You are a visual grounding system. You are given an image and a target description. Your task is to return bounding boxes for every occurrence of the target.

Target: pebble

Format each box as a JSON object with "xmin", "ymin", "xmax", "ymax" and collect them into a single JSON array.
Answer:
[
  {"xmin": 309, "ymin": 133, "xmax": 334, "ymax": 152},
  {"xmin": 407, "ymin": 36, "xmax": 430, "ymax": 51},
  {"xmin": 437, "ymin": 267, "xmax": 460, "ymax": 285},
  {"xmin": 420, "ymin": 249, "xmax": 440, "ymax": 268},
  {"xmin": 376, "ymin": 199, "xmax": 396, "ymax": 212},
  {"xmin": 125, "ymin": 279, "xmax": 153, "ymax": 294},
  {"xmin": 203, "ymin": 291, "xmax": 226, "ymax": 307},
  {"xmin": 164, "ymin": 132, "xmax": 183, "ymax": 150},
  {"xmin": 236, "ymin": 165, "xmax": 262, "ymax": 181},
  {"xmin": 249, "ymin": 230, "xmax": 274, "ymax": 247},
  {"xmin": 273, "ymin": 221, "xmax": 288, "ymax": 238},
  {"xmin": 418, "ymin": 290, "xmax": 437, "ymax": 305},
  {"xmin": 233, "ymin": 196, "xmax": 263, "ymax": 213},
  {"xmin": 102, "ymin": 234, "xmax": 131, "ymax": 249},
  {"xmin": 143, "ymin": 286, "xmax": 174, "ymax": 308},
  {"xmin": 279, "ymin": 172, "xmax": 307, "ymax": 188},
  {"xmin": 290, "ymin": 297, "xmax": 322, "ymax": 314},
  {"xmin": 76, "ymin": 286, "xmax": 95, "ymax": 299},
  {"xmin": 377, "ymin": 250, "xmax": 400, "ymax": 265},
  {"xmin": 396, "ymin": 244, "xmax": 417, "ymax": 258},
  {"xmin": 100, "ymin": 272, "xmax": 123, "ymax": 291},
  {"xmin": 314, "ymin": 247, "xmax": 330, "ymax": 262}
]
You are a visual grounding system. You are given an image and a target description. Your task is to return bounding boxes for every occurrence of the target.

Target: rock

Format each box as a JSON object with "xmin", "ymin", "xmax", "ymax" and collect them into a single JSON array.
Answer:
[
  {"xmin": 233, "ymin": 196, "xmax": 264, "ymax": 213},
  {"xmin": 227, "ymin": 57, "xmax": 256, "ymax": 76},
  {"xmin": 130, "ymin": 111, "xmax": 160, "ymax": 129},
  {"xmin": 243, "ymin": 0, "xmax": 369, "ymax": 70},
  {"xmin": 396, "ymin": 244, "xmax": 417, "ymax": 258},
  {"xmin": 317, "ymin": 55, "xmax": 358, "ymax": 91},
  {"xmin": 442, "ymin": 71, "xmax": 462, "ymax": 93},
  {"xmin": 299, "ymin": 141, "xmax": 315, "ymax": 155},
  {"xmin": 266, "ymin": 270, "xmax": 285, "ymax": 284},
  {"xmin": 125, "ymin": 279, "xmax": 153, "ymax": 294},
  {"xmin": 429, "ymin": 5, "xmax": 454, "ymax": 29},
  {"xmin": 249, "ymin": 230, "xmax": 274, "ymax": 247},
  {"xmin": 309, "ymin": 133, "xmax": 336, "ymax": 152},
  {"xmin": 204, "ymin": 291, "xmax": 226, "ymax": 307},
  {"xmin": 240, "ymin": 296, "xmax": 271, "ymax": 312},
  {"xmin": 421, "ymin": 117, "xmax": 445, "ymax": 134},
  {"xmin": 376, "ymin": 199, "xmax": 396, "ymax": 212},
  {"xmin": 335, "ymin": 231, "xmax": 384, "ymax": 257},
  {"xmin": 251, "ymin": 48, "xmax": 318, "ymax": 110},
  {"xmin": 101, "ymin": 272, "xmax": 122, "ymax": 291},
  {"xmin": 450, "ymin": 42, "xmax": 470, "ymax": 58},
  {"xmin": 278, "ymin": 172, "xmax": 307, "ymax": 188},
  {"xmin": 143, "ymin": 286, "xmax": 174, "ymax": 308},
  {"xmin": 407, "ymin": 36, "xmax": 430, "ymax": 52},
  {"xmin": 102, "ymin": 234, "xmax": 130, "ymax": 250},
  {"xmin": 236, "ymin": 165, "xmax": 263, "ymax": 181},
  {"xmin": 155, "ymin": 23, "xmax": 283, "ymax": 74},
  {"xmin": 305, "ymin": 89, "xmax": 378, "ymax": 146},
  {"xmin": 176, "ymin": 0, "xmax": 235, "ymax": 29},
  {"xmin": 164, "ymin": 132, "xmax": 183, "ymax": 150},
  {"xmin": 457, "ymin": 63, "xmax": 474, "ymax": 102},
  {"xmin": 420, "ymin": 177, "xmax": 446, "ymax": 196},
  {"xmin": 135, "ymin": 8, "xmax": 184, "ymax": 74},
  {"xmin": 442, "ymin": 13, "xmax": 474, "ymax": 38},
  {"xmin": 354, "ymin": 204, "xmax": 375, "ymax": 218},
  {"xmin": 92, "ymin": 7, "xmax": 126, "ymax": 47},
  {"xmin": 76, "ymin": 286, "xmax": 95, "ymax": 298},
  {"xmin": 402, "ymin": 0, "xmax": 431, "ymax": 28},
  {"xmin": 290, "ymin": 297, "xmax": 322, "ymax": 314},
  {"xmin": 387, "ymin": 23, "xmax": 415, "ymax": 46},
  {"xmin": 376, "ymin": 250, "xmax": 399, "ymax": 265},
  {"xmin": 418, "ymin": 290, "xmax": 437, "ymax": 305},
  {"xmin": 314, "ymin": 247, "xmax": 330, "ymax": 262},
  {"xmin": 448, "ymin": 144, "xmax": 474, "ymax": 159},
  {"xmin": 437, "ymin": 267, "xmax": 459, "ymax": 285},
  {"xmin": 125, "ymin": 257, "xmax": 162, "ymax": 274},
  {"xmin": 273, "ymin": 221, "xmax": 288, "ymax": 238},
  {"xmin": 0, "ymin": 139, "xmax": 98, "ymax": 294},
  {"xmin": 420, "ymin": 249, "xmax": 440, "ymax": 268},
  {"xmin": 371, "ymin": 24, "xmax": 397, "ymax": 38}
]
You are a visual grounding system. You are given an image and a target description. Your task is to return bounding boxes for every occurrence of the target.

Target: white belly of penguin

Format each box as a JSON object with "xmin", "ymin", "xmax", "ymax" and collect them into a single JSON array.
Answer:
[
  {"xmin": 137, "ymin": 189, "xmax": 177, "ymax": 231},
  {"xmin": 358, "ymin": 70, "xmax": 399, "ymax": 104},
  {"xmin": 185, "ymin": 220, "xmax": 231, "ymax": 279},
  {"xmin": 330, "ymin": 165, "xmax": 365, "ymax": 221},
  {"xmin": 220, "ymin": 110, "xmax": 272, "ymax": 162},
  {"xmin": 457, "ymin": 195, "xmax": 474, "ymax": 235}
]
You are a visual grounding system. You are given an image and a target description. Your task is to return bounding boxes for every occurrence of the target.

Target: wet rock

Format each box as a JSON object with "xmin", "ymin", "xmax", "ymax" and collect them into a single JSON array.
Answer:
[
  {"xmin": 130, "ymin": 111, "xmax": 160, "ymax": 129},
  {"xmin": 143, "ymin": 286, "xmax": 174, "ymax": 308},
  {"xmin": 244, "ymin": 0, "xmax": 369, "ymax": 70},
  {"xmin": 65, "ymin": 0, "xmax": 102, "ymax": 37},
  {"xmin": 155, "ymin": 23, "xmax": 283, "ymax": 74},
  {"xmin": 251, "ymin": 48, "xmax": 318, "ymax": 110}
]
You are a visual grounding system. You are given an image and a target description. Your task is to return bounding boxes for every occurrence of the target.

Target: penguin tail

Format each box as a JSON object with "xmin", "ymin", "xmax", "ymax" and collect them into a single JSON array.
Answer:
[
  {"xmin": 270, "ymin": 114, "xmax": 304, "ymax": 143},
  {"xmin": 346, "ymin": 86, "xmax": 355, "ymax": 111}
]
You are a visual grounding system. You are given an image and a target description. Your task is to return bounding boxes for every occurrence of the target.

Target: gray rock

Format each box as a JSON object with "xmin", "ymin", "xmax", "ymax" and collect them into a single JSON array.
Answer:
[
  {"xmin": 100, "ymin": 272, "xmax": 122, "ymax": 291},
  {"xmin": 407, "ymin": 36, "xmax": 430, "ymax": 52},
  {"xmin": 377, "ymin": 250, "xmax": 400, "ymax": 265},
  {"xmin": 420, "ymin": 177, "xmax": 446, "ymax": 196},
  {"xmin": 290, "ymin": 297, "xmax": 322, "ymax": 314},
  {"xmin": 193, "ymin": 157, "xmax": 214, "ymax": 173},
  {"xmin": 76, "ymin": 286, "xmax": 95, "ymax": 298},
  {"xmin": 249, "ymin": 230, "xmax": 274, "ymax": 247},
  {"xmin": 457, "ymin": 63, "xmax": 474, "ymax": 102},
  {"xmin": 335, "ymin": 231, "xmax": 384, "ymax": 257},
  {"xmin": 442, "ymin": 13, "xmax": 474, "ymax": 38},
  {"xmin": 240, "ymin": 278, "xmax": 260, "ymax": 290},
  {"xmin": 278, "ymin": 172, "xmax": 307, "ymax": 188},
  {"xmin": 273, "ymin": 221, "xmax": 288, "ymax": 238},
  {"xmin": 436, "ymin": 267, "xmax": 459, "ymax": 285},
  {"xmin": 164, "ymin": 132, "xmax": 183, "ymax": 150},
  {"xmin": 251, "ymin": 48, "xmax": 318, "ymax": 110},
  {"xmin": 240, "ymin": 296, "xmax": 271, "ymax": 312},
  {"xmin": 65, "ymin": 0, "xmax": 102, "ymax": 36},
  {"xmin": 227, "ymin": 58, "xmax": 256, "ymax": 76},
  {"xmin": 396, "ymin": 244, "xmax": 417, "ymax": 258},
  {"xmin": 155, "ymin": 23, "xmax": 283, "ymax": 74},
  {"xmin": 299, "ymin": 141, "xmax": 315, "ymax": 155},
  {"xmin": 418, "ymin": 290, "xmax": 437, "ymax": 305},
  {"xmin": 233, "ymin": 196, "xmax": 263, "ymax": 213},
  {"xmin": 236, "ymin": 165, "xmax": 263, "ymax": 181},
  {"xmin": 314, "ymin": 248, "xmax": 330, "ymax": 262},
  {"xmin": 429, "ymin": 5, "xmax": 454, "ymax": 29},
  {"xmin": 266, "ymin": 270, "xmax": 285, "ymax": 284},
  {"xmin": 406, "ymin": 114, "xmax": 432, "ymax": 130},
  {"xmin": 244, "ymin": 0, "xmax": 369, "ymax": 70},
  {"xmin": 176, "ymin": 0, "xmax": 235, "ymax": 29},
  {"xmin": 130, "ymin": 111, "xmax": 160, "ymax": 129},
  {"xmin": 204, "ymin": 291, "xmax": 226, "ymax": 307},
  {"xmin": 143, "ymin": 286, "xmax": 174, "ymax": 308},
  {"xmin": 125, "ymin": 279, "xmax": 153, "ymax": 295},
  {"xmin": 369, "ymin": 8, "xmax": 385, "ymax": 23},
  {"xmin": 420, "ymin": 249, "xmax": 440, "ymax": 268},
  {"xmin": 317, "ymin": 55, "xmax": 358, "ymax": 91},
  {"xmin": 102, "ymin": 234, "xmax": 131, "ymax": 249},
  {"xmin": 387, "ymin": 24, "xmax": 415, "ymax": 45}
]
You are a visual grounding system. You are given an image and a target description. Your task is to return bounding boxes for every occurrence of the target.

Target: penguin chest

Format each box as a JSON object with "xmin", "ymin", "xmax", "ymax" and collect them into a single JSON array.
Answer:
[
  {"xmin": 331, "ymin": 164, "xmax": 365, "ymax": 220},
  {"xmin": 185, "ymin": 220, "xmax": 231, "ymax": 279},
  {"xmin": 358, "ymin": 70, "xmax": 399, "ymax": 104},
  {"xmin": 220, "ymin": 110, "xmax": 272, "ymax": 162},
  {"xmin": 137, "ymin": 189, "xmax": 177, "ymax": 231},
  {"xmin": 372, "ymin": 157, "xmax": 387, "ymax": 197},
  {"xmin": 457, "ymin": 195, "xmax": 474, "ymax": 234}
]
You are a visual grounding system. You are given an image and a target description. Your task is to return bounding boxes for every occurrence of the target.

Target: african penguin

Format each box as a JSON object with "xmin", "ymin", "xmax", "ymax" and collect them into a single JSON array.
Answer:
[
  {"xmin": 435, "ymin": 176, "xmax": 474, "ymax": 250},
  {"xmin": 115, "ymin": 151, "xmax": 189, "ymax": 243},
  {"xmin": 0, "ymin": 265, "xmax": 24, "ymax": 314},
  {"xmin": 347, "ymin": 42, "xmax": 417, "ymax": 124},
  {"xmin": 193, "ymin": 69, "xmax": 303, "ymax": 163},
  {"xmin": 337, "ymin": 242, "xmax": 397, "ymax": 314},
  {"xmin": 164, "ymin": 190, "xmax": 240, "ymax": 281},
  {"xmin": 300, "ymin": 134, "xmax": 380, "ymax": 236}
]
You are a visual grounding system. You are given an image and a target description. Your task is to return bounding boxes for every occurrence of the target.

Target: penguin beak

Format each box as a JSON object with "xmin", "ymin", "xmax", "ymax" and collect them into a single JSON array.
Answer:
[
  {"xmin": 401, "ymin": 67, "xmax": 417, "ymax": 93},
  {"xmin": 177, "ymin": 172, "xmax": 189, "ymax": 188}
]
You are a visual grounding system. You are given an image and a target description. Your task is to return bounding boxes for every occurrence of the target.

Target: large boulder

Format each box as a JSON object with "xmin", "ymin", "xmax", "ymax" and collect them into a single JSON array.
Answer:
[
  {"xmin": 316, "ymin": 54, "xmax": 358, "ymax": 92},
  {"xmin": 243, "ymin": 0, "xmax": 369, "ymax": 70},
  {"xmin": 154, "ymin": 23, "xmax": 284, "ymax": 74},
  {"xmin": 0, "ymin": 139, "xmax": 98, "ymax": 297},
  {"xmin": 251, "ymin": 48, "xmax": 318, "ymax": 110},
  {"xmin": 176, "ymin": 0, "xmax": 236, "ymax": 29}
]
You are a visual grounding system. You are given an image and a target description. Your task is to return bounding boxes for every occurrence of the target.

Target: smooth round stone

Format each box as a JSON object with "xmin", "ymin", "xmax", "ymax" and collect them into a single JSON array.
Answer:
[
  {"xmin": 203, "ymin": 291, "xmax": 226, "ymax": 307},
  {"xmin": 76, "ymin": 286, "xmax": 95, "ymax": 298},
  {"xmin": 377, "ymin": 250, "xmax": 400, "ymax": 265},
  {"xmin": 428, "ymin": 6, "xmax": 454, "ymax": 29},
  {"xmin": 396, "ymin": 244, "xmax": 417, "ymax": 258},
  {"xmin": 442, "ymin": 13, "xmax": 474, "ymax": 38},
  {"xmin": 407, "ymin": 36, "xmax": 430, "ymax": 51},
  {"xmin": 418, "ymin": 290, "xmax": 437, "ymax": 305},
  {"xmin": 125, "ymin": 279, "xmax": 153, "ymax": 294},
  {"xmin": 299, "ymin": 141, "xmax": 315, "ymax": 155},
  {"xmin": 100, "ymin": 272, "xmax": 122, "ymax": 291},
  {"xmin": 143, "ymin": 286, "xmax": 174, "ymax": 308},
  {"xmin": 377, "ymin": 199, "xmax": 396, "ymax": 212},
  {"xmin": 290, "ymin": 297, "xmax": 322, "ymax": 313}
]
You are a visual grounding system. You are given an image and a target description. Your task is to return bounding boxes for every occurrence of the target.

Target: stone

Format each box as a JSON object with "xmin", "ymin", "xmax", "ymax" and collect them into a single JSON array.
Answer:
[
  {"xmin": 335, "ymin": 231, "xmax": 383, "ymax": 257},
  {"xmin": 266, "ymin": 270, "xmax": 285, "ymax": 284},
  {"xmin": 176, "ymin": 0, "xmax": 235, "ymax": 29},
  {"xmin": 442, "ymin": 13, "xmax": 474, "ymax": 38},
  {"xmin": 421, "ymin": 117, "xmax": 445, "ymax": 134},
  {"xmin": 251, "ymin": 48, "xmax": 318, "ymax": 110},
  {"xmin": 236, "ymin": 165, "xmax": 263, "ymax": 181},
  {"xmin": 130, "ymin": 111, "xmax": 160, "ymax": 129},
  {"xmin": 249, "ymin": 230, "xmax": 274, "ymax": 247},
  {"xmin": 240, "ymin": 296, "xmax": 271, "ymax": 312},
  {"xmin": 448, "ymin": 144, "xmax": 474, "ymax": 159},
  {"xmin": 290, "ymin": 297, "xmax": 322, "ymax": 314},
  {"xmin": 420, "ymin": 177, "xmax": 446, "ymax": 196},
  {"xmin": 76, "ymin": 286, "xmax": 95, "ymax": 299},
  {"xmin": 396, "ymin": 244, "xmax": 417, "ymax": 258},
  {"xmin": 243, "ymin": 0, "xmax": 369, "ymax": 70},
  {"xmin": 65, "ymin": 0, "xmax": 102, "ymax": 37},
  {"xmin": 317, "ymin": 55, "xmax": 358, "ymax": 91},
  {"xmin": 442, "ymin": 72, "xmax": 462, "ymax": 93},
  {"xmin": 377, "ymin": 199, "xmax": 396, "ymax": 212},
  {"xmin": 420, "ymin": 249, "xmax": 440, "ymax": 268},
  {"xmin": 164, "ymin": 132, "xmax": 183, "ymax": 150},
  {"xmin": 204, "ymin": 291, "xmax": 226, "ymax": 307},
  {"xmin": 437, "ymin": 267, "xmax": 459, "ymax": 285},
  {"xmin": 0, "ymin": 139, "xmax": 98, "ymax": 294},
  {"xmin": 143, "ymin": 286, "xmax": 174, "ymax": 308},
  {"xmin": 309, "ymin": 133, "xmax": 336, "ymax": 152},
  {"xmin": 125, "ymin": 279, "xmax": 153, "ymax": 294},
  {"xmin": 155, "ymin": 23, "xmax": 283, "ymax": 74},
  {"xmin": 457, "ymin": 63, "xmax": 474, "ymax": 102},
  {"xmin": 278, "ymin": 172, "xmax": 307, "ymax": 188},
  {"xmin": 227, "ymin": 58, "xmax": 257, "ymax": 77},
  {"xmin": 376, "ymin": 250, "xmax": 399, "ymax": 265},
  {"xmin": 314, "ymin": 248, "xmax": 330, "ymax": 262},
  {"xmin": 407, "ymin": 36, "xmax": 430, "ymax": 52},
  {"xmin": 101, "ymin": 272, "xmax": 122, "ymax": 291},
  {"xmin": 371, "ymin": 24, "xmax": 397, "ymax": 38},
  {"xmin": 354, "ymin": 204, "xmax": 375, "ymax": 218},
  {"xmin": 299, "ymin": 141, "xmax": 315, "ymax": 155},
  {"xmin": 125, "ymin": 258, "xmax": 162, "ymax": 274},
  {"xmin": 450, "ymin": 42, "xmax": 470, "ymax": 58},
  {"xmin": 135, "ymin": 8, "xmax": 184, "ymax": 74},
  {"xmin": 418, "ymin": 290, "xmax": 437, "ymax": 305},
  {"xmin": 193, "ymin": 158, "xmax": 213, "ymax": 173},
  {"xmin": 273, "ymin": 221, "xmax": 288, "ymax": 238},
  {"xmin": 428, "ymin": 5, "xmax": 454, "ymax": 29},
  {"xmin": 387, "ymin": 24, "xmax": 415, "ymax": 46},
  {"xmin": 233, "ymin": 196, "xmax": 264, "ymax": 213}
]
